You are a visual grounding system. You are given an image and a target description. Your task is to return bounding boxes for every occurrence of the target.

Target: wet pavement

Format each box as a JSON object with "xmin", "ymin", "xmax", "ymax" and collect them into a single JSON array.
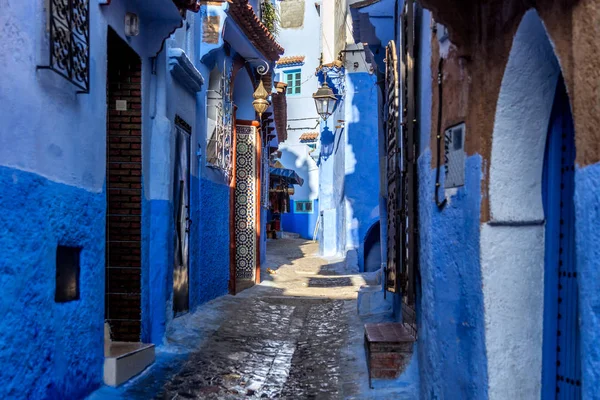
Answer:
[
  {"xmin": 154, "ymin": 240, "xmax": 360, "ymax": 399},
  {"xmin": 90, "ymin": 239, "xmax": 414, "ymax": 400}
]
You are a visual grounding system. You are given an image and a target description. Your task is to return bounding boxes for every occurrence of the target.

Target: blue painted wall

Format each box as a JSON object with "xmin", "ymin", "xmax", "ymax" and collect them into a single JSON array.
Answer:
[
  {"xmin": 416, "ymin": 152, "xmax": 488, "ymax": 399},
  {"xmin": 0, "ymin": 167, "xmax": 105, "ymax": 399},
  {"xmin": 574, "ymin": 162, "xmax": 600, "ymax": 399},
  {"xmin": 345, "ymin": 71, "xmax": 381, "ymax": 271},
  {"xmin": 195, "ymin": 178, "xmax": 231, "ymax": 305},
  {"xmin": 281, "ymin": 199, "xmax": 319, "ymax": 239}
]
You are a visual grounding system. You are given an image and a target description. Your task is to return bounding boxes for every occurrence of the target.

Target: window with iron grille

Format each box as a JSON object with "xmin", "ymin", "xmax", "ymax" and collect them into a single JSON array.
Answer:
[
  {"xmin": 285, "ymin": 69, "xmax": 301, "ymax": 95},
  {"xmin": 38, "ymin": 0, "xmax": 90, "ymax": 93}
]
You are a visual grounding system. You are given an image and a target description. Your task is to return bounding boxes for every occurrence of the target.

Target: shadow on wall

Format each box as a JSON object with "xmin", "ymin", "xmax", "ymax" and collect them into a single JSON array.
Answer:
[
  {"xmin": 319, "ymin": 125, "xmax": 336, "ymax": 162},
  {"xmin": 364, "ymin": 220, "xmax": 381, "ymax": 272},
  {"xmin": 344, "ymin": 72, "xmax": 381, "ymax": 271}
]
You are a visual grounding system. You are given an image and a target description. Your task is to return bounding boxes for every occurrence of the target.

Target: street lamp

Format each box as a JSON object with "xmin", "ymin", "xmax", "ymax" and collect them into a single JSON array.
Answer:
[
  {"xmin": 252, "ymin": 79, "xmax": 270, "ymax": 118},
  {"xmin": 312, "ymin": 75, "xmax": 337, "ymax": 121}
]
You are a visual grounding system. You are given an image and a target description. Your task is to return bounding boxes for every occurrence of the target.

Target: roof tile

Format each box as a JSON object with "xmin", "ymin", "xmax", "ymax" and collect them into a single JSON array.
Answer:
[
  {"xmin": 299, "ymin": 132, "xmax": 319, "ymax": 142},
  {"xmin": 227, "ymin": 0, "xmax": 285, "ymax": 62},
  {"xmin": 276, "ymin": 56, "xmax": 306, "ymax": 67}
]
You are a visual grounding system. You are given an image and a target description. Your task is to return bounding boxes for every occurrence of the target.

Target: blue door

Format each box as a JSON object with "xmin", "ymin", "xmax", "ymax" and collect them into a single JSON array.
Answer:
[{"xmin": 542, "ymin": 77, "xmax": 581, "ymax": 399}]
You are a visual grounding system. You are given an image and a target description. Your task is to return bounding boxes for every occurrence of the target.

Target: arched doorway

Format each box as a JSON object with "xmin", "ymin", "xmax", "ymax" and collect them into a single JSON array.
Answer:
[
  {"xmin": 363, "ymin": 221, "xmax": 381, "ymax": 273},
  {"xmin": 482, "ymin": 9, "xmax": 579, "ymax": 399}
]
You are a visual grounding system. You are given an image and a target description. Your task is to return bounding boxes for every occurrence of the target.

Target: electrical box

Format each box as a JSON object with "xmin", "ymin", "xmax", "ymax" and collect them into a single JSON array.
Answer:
[{"xmin": 444, "ymin": 123, "xmax": 466, "ymax": 188}]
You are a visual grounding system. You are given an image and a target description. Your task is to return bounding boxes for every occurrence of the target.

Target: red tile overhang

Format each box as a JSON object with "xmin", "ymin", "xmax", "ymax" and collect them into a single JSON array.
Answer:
[{"xmin": 226, "ymin": 0, "xmax": 285, "ymax": 62}]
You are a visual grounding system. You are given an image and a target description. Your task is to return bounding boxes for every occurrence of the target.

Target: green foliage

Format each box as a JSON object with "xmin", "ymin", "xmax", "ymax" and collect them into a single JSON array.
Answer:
[{"xmin": 262, "ymin": 0, "xmax": 280, "ymax": 37}]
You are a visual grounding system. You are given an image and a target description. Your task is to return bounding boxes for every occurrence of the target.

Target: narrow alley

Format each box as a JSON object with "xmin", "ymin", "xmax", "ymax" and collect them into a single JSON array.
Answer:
[
  {"xmin": 91, "ymin": 239, "xmax": 414, "ymax": 399},
  {"xmin": 1, "ymin": 0, "xmax": 599, "ymax": 399}
]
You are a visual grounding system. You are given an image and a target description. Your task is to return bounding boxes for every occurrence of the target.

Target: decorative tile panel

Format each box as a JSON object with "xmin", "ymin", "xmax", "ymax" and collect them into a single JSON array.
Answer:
[{"xmin": 235, "ymin": 125, "xmax": 258, "ymax": 281}]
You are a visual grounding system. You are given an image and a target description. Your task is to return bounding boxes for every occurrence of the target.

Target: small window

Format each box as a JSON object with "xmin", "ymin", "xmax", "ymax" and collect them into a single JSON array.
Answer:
[
  {"xmin": 294, "ymin": 200, "xmax": 313, "ymax": 214},
  {"xmin": 444, "ymin": 123, "xmax": 466, "ymax": 189},
  {"xmin": 285, "ymin": 70, "xmax": 302, "ymax": 95},
  {"xmin": 55, "ymin": 246, "xmax": 81, "ymax": 302}
]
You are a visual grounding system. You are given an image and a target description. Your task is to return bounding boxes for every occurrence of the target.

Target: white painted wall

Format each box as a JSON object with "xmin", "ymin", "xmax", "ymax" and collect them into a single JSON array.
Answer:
[
  {"xmin": 489, "ymin": 10, "xmax": 559, "ymax": 223},
  {"xmin": 481, "ymin": 223, "xmax": 545, "ymax": 399},
  {"xmin": 275, "ymin": 0, "xmax": 321, "ymax": 200},
  {"xmin": 279, "ymin": 144, "xmax": 319, "ymax": 200},
  {"xmin": 482, "ymin": 10, "xmax": 561, "ymax": 399}
]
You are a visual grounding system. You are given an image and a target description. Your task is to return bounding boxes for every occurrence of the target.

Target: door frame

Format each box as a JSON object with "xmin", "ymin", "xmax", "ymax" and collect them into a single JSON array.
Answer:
[{"xmin": 229, "ymin": 119, "xmax": 261, "ymax": 294}]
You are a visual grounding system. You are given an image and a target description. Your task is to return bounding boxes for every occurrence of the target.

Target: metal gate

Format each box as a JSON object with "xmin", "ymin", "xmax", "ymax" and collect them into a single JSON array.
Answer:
[
  {"xmin": 385, "ymin": 40, "xmax": 400, "ymax": 294},
  {"xmin": 173, "ymin": 116, "xmax": 192, "ymax": 315},
  {"xmin": 542, "ymin": 78, "xmax": 580, "ymax": 399},
  {"xmin": 385, "ymin": 0, "xmax": 419, "ymax": 334}
]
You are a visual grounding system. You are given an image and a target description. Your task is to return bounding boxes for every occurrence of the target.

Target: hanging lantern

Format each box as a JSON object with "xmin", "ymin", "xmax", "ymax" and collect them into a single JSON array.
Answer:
[
  {"xmin": 252, "ymin": 80, "xmax": 270, "ymax": 118},
  {"xmin": 312, "ymin": 76, "xmax": 337, "ymax": 121}
]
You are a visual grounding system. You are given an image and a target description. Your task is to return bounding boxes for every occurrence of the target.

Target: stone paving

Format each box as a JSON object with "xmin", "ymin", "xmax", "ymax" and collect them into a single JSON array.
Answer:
[
  {"xmin": 155, "ymin": 239, "xmax": 361, "ymax": 399},
  {"xmin": 90, "ymin": 238, "xmax": 415, "ymax": 400}
]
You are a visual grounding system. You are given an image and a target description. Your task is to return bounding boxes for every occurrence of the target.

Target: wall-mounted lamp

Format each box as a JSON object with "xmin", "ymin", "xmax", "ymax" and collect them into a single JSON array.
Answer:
[
  {"xmin": 252, "ymin": 80, "xmax": 270, "ymax": 119},
  {"xmin": 125, "ymin": 12, "xmax": 139, "ymax": 37},
  {"xmin": 251, "ymin": 60, "xmax": 271, "ymax": 118},
  {"xmin": 312, "ymin": 73, "xmax": 337, "ymax": 121}
]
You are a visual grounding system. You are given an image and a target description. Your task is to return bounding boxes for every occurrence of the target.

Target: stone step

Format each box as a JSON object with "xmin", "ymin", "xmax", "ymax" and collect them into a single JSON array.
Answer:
[
  {"xmin": 103, "ymin": 341, "xmax": 155, "ymax": 387},
  {"xmin": 280, "ymin": 231, "xmax": 300, "ymax": 239},
  {"xmin": 364, "ymin": 322, "xmax": 416, "ymax": 387}
]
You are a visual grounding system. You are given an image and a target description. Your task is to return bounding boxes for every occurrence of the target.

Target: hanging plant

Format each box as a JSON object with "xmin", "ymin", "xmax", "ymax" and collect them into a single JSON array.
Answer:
[{"xmin": 261, "ymin": 0, "xmax": 280, "ymax": 37}]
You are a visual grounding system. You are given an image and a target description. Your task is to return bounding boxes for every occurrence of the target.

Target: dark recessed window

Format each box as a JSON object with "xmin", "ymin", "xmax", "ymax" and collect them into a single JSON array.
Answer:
[
  {"xmin": 55, "ymin": 246, "xmax": 81, "ymax": 302},
  {"xmin": 295, "ymin": 200, "xmax": 313, "ymax": 214}
]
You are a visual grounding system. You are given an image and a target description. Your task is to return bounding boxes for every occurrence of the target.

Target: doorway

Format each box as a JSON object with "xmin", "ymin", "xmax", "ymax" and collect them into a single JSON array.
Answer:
[
  {"xmin": 173, "ymin": 117, "xmax": 192, "ymax": 315},
  {"xmin": 106, "ymin": 29, "xmax": 143, "ymax": 342},
  {"xmin": 542, "ymin": 77, "xmax": 580, "ymax": 398}
]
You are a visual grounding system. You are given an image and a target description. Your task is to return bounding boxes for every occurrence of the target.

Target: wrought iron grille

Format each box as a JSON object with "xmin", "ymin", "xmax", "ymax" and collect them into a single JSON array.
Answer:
[
  {"xmin": 399, "ymin": 0, "xmax": 419, "ymax": 335},
  {"xmin": 384, "ymin": 40, "xmax": 400, "ymax": 294},
  {"xmin": 206, "ymin": 61, "xmax": 233, "ymax": 179},
  {"xmin": 39, "ymin": 0, "xmax": 90, "ymax": 93}
]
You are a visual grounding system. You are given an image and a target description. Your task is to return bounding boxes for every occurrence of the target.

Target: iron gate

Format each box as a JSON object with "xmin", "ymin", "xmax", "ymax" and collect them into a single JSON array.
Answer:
[
  {"xmin": 385, "ymin": 0, "xmax": 419, "ymax": 333},
  {"xmin": 385, "ymin": 40, "xmax": 400, "ymax": 294}
]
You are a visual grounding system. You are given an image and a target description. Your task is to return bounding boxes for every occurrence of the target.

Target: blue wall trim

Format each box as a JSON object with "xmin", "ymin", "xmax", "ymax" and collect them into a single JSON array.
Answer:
[
  {"xmin": 145, "ymin": 199, "xmax": 174, "ymax": 344},
  {"xmin": 574, "ymin": 161, "xmax": 600, "ymax": 399},
  {"xmin": 417, "ymin": 151, "xmax": 488, "ymax": 399},
  {"xmin": 0, "ymin": 166, "xmax": 104, "ymax": 399},
  {"xmin": 194, "ymin": 178, "xmax": 230, "ymax": 305}
]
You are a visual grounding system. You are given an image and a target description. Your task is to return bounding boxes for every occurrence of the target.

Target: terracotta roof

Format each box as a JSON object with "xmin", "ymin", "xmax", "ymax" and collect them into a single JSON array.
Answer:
[
  {"xmin": 227, "ymin": 0, "xmax": 285, "ymax": 62},
  {"xmin": 271, "ymin": 87, "xmax": 288, "ymax": 143},
  {"xmin": 276, "ymin": 56, "xmax": 306, "ymax": 67},
  {"xmin": 299, "ymin": 132, "xmax": 319, "ymax": 142}
]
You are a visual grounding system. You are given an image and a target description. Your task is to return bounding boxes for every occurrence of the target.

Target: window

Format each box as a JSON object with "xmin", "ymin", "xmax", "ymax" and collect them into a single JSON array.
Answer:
[
  {"xmin": 55, "ymin": 246, "xmax": 81, "ymax": 302},
  {"xmin": 285, "ymin": 69, "xmax": 302, "ymax": 95},
  {"xmin": 39, "ymin": 0, "xmax": 90, "ymax": 93},
  {"xmin": 294, "ymin": 200, "xmax": 313, "ymax": 214}
]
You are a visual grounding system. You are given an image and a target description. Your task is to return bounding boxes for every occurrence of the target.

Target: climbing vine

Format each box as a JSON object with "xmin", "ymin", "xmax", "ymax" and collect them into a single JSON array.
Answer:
[{"xmin": 261, "ymin": 0, "xmax": 280, "ymax": 37}]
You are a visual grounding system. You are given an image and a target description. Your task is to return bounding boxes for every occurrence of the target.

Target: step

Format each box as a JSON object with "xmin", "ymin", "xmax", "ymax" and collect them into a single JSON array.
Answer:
[
  {"xmin": 103, "ymin": 341, "xmax": 155, "ymax": 387},
  {"xmin": 280, "ymin": 231, "xmax": 300, "ymax": 239},
  {"xmin": 364, "ymin": 323, "xmax": 415, "ymax": 387}
]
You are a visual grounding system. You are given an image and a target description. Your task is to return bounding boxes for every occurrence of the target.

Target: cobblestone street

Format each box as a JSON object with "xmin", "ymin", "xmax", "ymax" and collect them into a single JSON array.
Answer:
[{"xmin": 90, "ymin": 239, "xmax": 415, "ymax": 400}]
